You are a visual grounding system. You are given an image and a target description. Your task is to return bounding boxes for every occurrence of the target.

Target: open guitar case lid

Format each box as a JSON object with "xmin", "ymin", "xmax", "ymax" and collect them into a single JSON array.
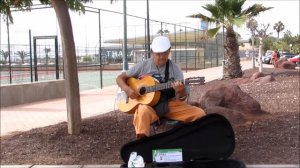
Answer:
[{"xmin": 120, "ymin": 113, "xmax": 245, "ymax": 168}]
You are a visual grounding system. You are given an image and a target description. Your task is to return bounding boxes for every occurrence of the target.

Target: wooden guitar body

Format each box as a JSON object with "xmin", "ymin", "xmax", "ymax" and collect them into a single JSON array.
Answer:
[{"xmin": 117, "ymin": 76, "xmax": 161, "ymax": 114}]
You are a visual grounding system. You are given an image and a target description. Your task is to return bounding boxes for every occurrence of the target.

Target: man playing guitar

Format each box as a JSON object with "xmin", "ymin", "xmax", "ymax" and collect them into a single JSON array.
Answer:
[{"xmin": 116, "ymin": 36, "xmax": 205, "ymax": 139}]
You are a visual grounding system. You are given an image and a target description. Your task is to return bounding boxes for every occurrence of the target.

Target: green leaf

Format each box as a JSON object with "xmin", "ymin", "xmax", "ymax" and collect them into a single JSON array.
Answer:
[
  {"xmin": 233, "ymin": 16, "xmax": 247, "ymax": 27},
  {"xmin": 207, "ymin": 26, "xmax": 221, "ymax": 38}
]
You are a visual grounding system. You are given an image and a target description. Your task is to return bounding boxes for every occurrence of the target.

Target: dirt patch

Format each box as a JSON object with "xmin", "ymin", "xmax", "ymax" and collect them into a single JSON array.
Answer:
[{"xmin": 1, "ymin": 68, "xmax": 299, "ymax": 165}]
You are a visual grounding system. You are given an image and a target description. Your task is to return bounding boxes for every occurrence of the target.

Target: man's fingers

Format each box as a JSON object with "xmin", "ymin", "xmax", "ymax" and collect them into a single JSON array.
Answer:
[{"xmin": 171, "ymin": 81, "xmax": 184, "ymax": 92}]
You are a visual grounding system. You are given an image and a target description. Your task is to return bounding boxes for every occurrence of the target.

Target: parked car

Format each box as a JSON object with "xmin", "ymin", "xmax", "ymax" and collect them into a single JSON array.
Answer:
[
  {"xmin": 265, "ymin": 50, "xmax": 273, "ymax": 57},
  {"xmin": 280, "ymin": 52, "xmax": 296, "ymax": 59},
  {"xmin": 288, "ymin": 54, "xmax": 300, "ymax": 64},
  {"xmin": 262, "ymin": 54, "xmax": 272, "ymax": 64}
]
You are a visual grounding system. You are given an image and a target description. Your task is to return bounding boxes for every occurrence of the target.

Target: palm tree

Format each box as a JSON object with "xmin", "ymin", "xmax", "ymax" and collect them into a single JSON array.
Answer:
[
  {"xmin": 273, "ymin": 21, "xmax": 285, "ymax": 40},
  {"xmin": 157, "ymin": 29, "xmax": 170, "ymax": 35},
  {"xmin": 44, "ymin": 47, "xmax": 51, "ymax": 65},
  {"xmin": 15, "ymin": 50, "xmax": 29, "ymax": 64},
  {"xmin": 1, "ymin": 0, "xmax": 114, "ymax": 135},
  {"xmin": 1, "ymin": 50, "xmax": 9, "ymax": 64},
  {"xmin": 246, "ymin": 18, "xmax": 258, "ymax": 44},
  {"xmin": 188, "ymin": 0, "xmax": 272, "ymax": 78}
]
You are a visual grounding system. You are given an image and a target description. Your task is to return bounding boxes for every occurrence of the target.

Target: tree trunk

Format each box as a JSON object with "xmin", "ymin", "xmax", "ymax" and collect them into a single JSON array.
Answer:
[
  {"xmin": 224, "ymin": 26, "xmax": 243, "ymax": 78},
  {"xmin": 51, "ymin": 0, "xmax": 81, "ymax": 134}
]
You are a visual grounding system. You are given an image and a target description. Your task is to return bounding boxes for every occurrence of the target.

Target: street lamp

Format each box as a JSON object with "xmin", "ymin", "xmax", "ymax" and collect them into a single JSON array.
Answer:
[
  {"xmin": 122, "ymin": 0, "xmax": 128, "ymax": 71},
  {"xmin": 146, "ymin": 0, "xmax": 150, "ymax": 58},
  {"xmin": 289, "ymin": 44, "xmax": 292, "ymax": 53},
  {"xmin": 0, "ymin": 14, "xmax": 2, "ymax": 53}
]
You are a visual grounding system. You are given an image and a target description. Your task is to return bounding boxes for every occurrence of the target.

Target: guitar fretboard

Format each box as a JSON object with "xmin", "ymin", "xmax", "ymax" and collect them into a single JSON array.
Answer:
[{"xmin": 145, "ymin": 80, "xmax": 184, "ymax": 93}]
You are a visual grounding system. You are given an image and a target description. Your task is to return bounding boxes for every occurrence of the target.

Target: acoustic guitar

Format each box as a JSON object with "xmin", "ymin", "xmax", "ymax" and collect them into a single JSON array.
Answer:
[{"xmin": 116, "ymin": 76, "xmax": 183, "ymax": 114}]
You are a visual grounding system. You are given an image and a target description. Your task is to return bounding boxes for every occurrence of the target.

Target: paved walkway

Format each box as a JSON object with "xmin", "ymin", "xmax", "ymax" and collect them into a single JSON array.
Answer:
[
  {"xmin": 2, "ymin": 60, "xmax": 296, "ymax": 168},
  {"xmin": 1, "ymin": 60, "xmax": 260, "ymax": 136}
]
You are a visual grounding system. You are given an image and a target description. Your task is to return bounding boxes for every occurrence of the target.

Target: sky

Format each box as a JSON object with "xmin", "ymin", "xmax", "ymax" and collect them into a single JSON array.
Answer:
[
  {"xmin": 0, "ymin": 0, "xmax": 299, "ymax": 49},
  {"xmin": 98, "ymin": 0, "xmax": 300, "ymax": 38}
]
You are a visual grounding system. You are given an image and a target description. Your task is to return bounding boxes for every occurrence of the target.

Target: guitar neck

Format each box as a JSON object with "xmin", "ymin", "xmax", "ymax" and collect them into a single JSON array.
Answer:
[{"xmin": 145, "ymin": 79, "xmax": 184, "ymax": 93}]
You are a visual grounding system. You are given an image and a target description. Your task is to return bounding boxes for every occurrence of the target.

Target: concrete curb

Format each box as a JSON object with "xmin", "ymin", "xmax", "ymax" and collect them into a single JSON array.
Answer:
[{"xmin": 1, "ymin": 164, "xmax": 299, "ymax": 168}]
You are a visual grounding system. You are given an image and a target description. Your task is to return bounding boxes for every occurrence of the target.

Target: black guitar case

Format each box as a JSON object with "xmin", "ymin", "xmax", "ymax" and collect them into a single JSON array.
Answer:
[{"xmin": 120, "ymin": 113, "xmax": 245, "ymax": 168}]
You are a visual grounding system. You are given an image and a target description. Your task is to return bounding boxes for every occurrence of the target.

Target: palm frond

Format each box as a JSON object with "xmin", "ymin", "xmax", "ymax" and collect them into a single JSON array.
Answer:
[
  {"xmin": 207, "ymin": 26, "xmax": 221, "ymax": 38},
  {"xmin": 215, "ymin": 0, "xmax": 229, "ymax": 16},
  {"xmin": 232, "ymin": 16, "xmax": 247, "ymax": 27},
  {"xmin": 203, "ymin": 4, "xmax": 221, "ymax": 19},
  {"xmin": 231, "ymin": 0, "xmax": 246, "ymax": 16},
  {"xmin": 65, "ymin": 0, "xmax": 92, "ymax": 13},
  {"xmin": 242, "ymin": 4, "xmax": 273, "ymax": 17},
  {"xmin": 0, "ymin": 0, "xmax": 34, "ymax": 23},
  {"xmin": 187, "ymin": 13, "xmax": 218, "ymax": 24},
  {"xmin": 38, "ymin": 0, "xmax": 51, "ymax": 5}
]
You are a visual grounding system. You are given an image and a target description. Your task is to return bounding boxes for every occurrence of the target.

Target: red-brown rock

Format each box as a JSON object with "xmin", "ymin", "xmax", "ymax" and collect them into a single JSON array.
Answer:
[
  {"xmin": 197, "ymin": 83, "xmax": 269, "ymax": 126},
  {"xmin": 274, "ymin": 58, "xmax": 296, "ymax": 69}
]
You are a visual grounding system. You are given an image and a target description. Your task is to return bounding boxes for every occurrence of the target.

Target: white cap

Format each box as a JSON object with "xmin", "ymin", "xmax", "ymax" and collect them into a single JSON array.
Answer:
[{"xmin": 151, "ymin": 36, "xmax": 171, "ymax": 53}]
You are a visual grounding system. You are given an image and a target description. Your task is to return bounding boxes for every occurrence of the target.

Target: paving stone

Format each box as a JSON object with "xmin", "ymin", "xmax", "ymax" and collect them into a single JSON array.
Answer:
[
  {"xmin": 0, "ymin": 166, "xmax": 33, "ymax": 168},
  {"xmin": 31, "ymin": 165, "xmax": 81, "ymax": 168},
  {"xmin": 247, "ymin": 165, "xmax": 300, "ymax": 168},
  {"xmin": 82, "ymin": 165, "xmax": 120, "ymax": 168}
]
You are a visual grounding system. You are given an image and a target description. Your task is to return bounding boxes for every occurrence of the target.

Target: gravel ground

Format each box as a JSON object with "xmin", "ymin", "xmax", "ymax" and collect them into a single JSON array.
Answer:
[{"xmin": 1, "ymin": 67, "xmax": 299, "ymax": 165}]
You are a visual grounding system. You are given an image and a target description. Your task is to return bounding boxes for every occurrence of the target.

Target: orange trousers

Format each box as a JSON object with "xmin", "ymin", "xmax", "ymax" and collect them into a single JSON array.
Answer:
[{"xmin": 133, "ymin": 99, "xmax": 206, "ymax": 136}]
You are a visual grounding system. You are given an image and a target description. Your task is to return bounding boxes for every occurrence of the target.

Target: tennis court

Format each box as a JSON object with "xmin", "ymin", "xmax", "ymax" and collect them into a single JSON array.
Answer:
[{"xmin": 0, "ymin": 70, "xmax": 121, "ymax": 92}]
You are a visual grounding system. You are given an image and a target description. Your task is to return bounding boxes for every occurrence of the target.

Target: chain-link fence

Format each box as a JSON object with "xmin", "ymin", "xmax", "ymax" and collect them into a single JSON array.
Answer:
[{"xmin": 0, "ymin": 5, "xmax": 223, "ymax": 91}]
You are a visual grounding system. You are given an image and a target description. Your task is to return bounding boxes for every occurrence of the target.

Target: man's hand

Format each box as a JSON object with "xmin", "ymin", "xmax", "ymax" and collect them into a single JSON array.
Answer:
[
  {"xmin": 125, "ymin": 87, "xmax": 140, "ymax": 99},
  {"xmin": 171, "ymin": 81, "xmax": 187, "ymax": 101},
  {"xmin": 116, "ymin": 72, "xmax": 140, "ymax": 100},
  {"xmin": 171, "ymin": 81, "xmax": 185, "ymax": 93}
]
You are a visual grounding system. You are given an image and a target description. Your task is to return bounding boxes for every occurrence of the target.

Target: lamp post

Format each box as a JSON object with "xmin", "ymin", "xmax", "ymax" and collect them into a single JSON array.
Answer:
[
  {"xmin": 6, "ymin": 15, "xmax": 12, "ymax": 83},
  {"xmin": 122, "ymin": 0, "xmax": 128, "ymax": 71},
  {"xmin": 289, "ymin": 44, "xmax": 292, "ymax": 53},
  {"xmin": 0, "ymin": 14, "xmax": 2, "ymax": 53},
  {"xmin": 146, "ymin": 0, "xmax": 150, "ymax": 58}
]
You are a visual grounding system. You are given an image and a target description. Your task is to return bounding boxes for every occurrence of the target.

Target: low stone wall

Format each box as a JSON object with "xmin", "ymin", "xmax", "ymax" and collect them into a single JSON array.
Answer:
[{"xmin": 1, "ymin": 80, "xmax": 65, "ymax": 107}]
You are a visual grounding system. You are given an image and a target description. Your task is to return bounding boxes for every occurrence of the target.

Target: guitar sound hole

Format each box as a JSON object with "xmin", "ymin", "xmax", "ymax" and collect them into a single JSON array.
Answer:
[{"xmin": 139, "ymin": 87, "xmax": 146, "ymax": 95}]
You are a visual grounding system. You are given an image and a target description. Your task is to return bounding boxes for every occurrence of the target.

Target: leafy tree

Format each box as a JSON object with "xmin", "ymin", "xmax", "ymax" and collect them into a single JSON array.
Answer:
[
  {"xmin": 248, "ymin": 36, "xmax": 259, "ymax": 46},
  {"xmin": 273, "ymin": 40, "xmax": 290, "ymax": 51},
  {"xmin": 255, "ymin": 30, "xmax": 299, "ymax": 54},
  {"xmin": 290, "ymin": 34, "xmax": 300, "ymax": 53},
  {"xmin": 15, "ymin": 50, "xmax": 29, "ymax": 64},
  {"xmin": 277, "ymin": 31, "xmax": 300, "ymax": 53},
  {"xmin": 263, "ymin": 36, "xmax": 276, "ymax": 52},
  {"xmin": 0, "ymin": 0, "xmax": 113, "ymax": 134},
  {"xmin": 83, "ymin": 55, "xmax": 92, "ymax": 63},
  {"xmin": 188, "ymin": 0, "xmax": 272, "ymax": 78},
  {"xmin": 0, "ymin": 50, "xmax": 9, "ymax": 64},
  {"xmin": 281, "ymin": 30, "xmax": 293, "ymax": 46},
  {"xmin": 273, "ymin": 21, "xmax": 285, "ymax": 40}
]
